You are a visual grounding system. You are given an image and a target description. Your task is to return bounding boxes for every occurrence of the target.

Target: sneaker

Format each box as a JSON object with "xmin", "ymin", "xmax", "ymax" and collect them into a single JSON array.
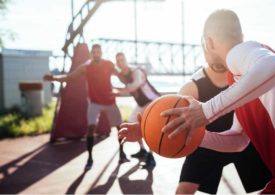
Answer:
[
  {"xmin": 119, "ymin": 151, "xmax": 130, "ymax": 164},
  {"xmin": 142, "ymin": 153, "xmax": 156, "ymax": 169},
  {"xmin": 131, "ymin": 148, "xmax": 148, "ymax": 159},
  {"xmin": 85, "ymin": 159, "xmax": 93, "ymax": 170}
]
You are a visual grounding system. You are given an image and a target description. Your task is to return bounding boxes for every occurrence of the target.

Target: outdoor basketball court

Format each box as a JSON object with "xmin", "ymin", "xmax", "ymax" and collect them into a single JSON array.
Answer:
[{"xmin": 0, "ymin": 128, "xmax": 247, "ymax": 194}]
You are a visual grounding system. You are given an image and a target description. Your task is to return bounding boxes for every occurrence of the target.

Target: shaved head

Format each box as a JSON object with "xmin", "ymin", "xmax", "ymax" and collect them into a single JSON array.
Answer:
[{"xmin": 204, "ymin": 9, "xmax": 243, "ymax": 43}]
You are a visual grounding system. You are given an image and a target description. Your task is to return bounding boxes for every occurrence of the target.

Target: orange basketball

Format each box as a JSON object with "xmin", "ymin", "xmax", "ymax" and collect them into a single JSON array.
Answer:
[{"xmin": 141, "ymin": 94, "xmax": 205, "ymax": 158}]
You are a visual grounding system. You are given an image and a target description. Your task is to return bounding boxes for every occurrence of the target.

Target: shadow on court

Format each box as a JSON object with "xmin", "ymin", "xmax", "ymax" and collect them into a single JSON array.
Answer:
[
  {"xmin": 118, "ymin": 164, "xmax": 153, "ymax": 194},
  {"xmin": 0, "ymin": 136, "xmax": 107, "ymax": 194},
  {"xmin": 86, "ymin": 162, "xmax": 154, "ymax": 195},
  {"xmin": 66, "ymin": 169, "xmax": 89, "ymax": 194},
  {"xmin": 0, "ymin": 133, "xmax": 247, "ymax": 194}
]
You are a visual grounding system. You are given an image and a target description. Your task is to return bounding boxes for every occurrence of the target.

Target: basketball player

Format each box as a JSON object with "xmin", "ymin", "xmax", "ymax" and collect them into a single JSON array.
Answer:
[
  {"xmin": 175, "ymin": 44, "xmax": 271, "ymax": 194},
  {"xmin": 161, "ymin": 9, "xmax": 275, "ymax": 193},
  {"xmin": 44, "ymin": 44, "xmax": 128, "ymax": 170},
  {"xmin": 116, "ymin": 52, "xmax": 160, "ymax": 168},
  {"xmin": 118, "ymin": 46, "xmax": 271, "ymax": 194}
]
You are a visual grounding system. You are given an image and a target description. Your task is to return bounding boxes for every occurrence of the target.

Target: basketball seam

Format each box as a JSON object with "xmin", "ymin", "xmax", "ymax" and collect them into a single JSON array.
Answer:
[
  {"xmin": 171, "ymin": 143, "xmax": 186, "ymax": 158},
  {"xmin": 143, "ymin": 100, "xmax": 160, "ymax": 145},
  {"xmin": 158, "ymin": 97, "xmax": 183, "ymax": 155}
]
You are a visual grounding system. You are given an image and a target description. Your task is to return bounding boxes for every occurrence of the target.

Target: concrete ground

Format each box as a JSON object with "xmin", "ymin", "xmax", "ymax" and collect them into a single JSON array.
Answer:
[{"xmin": 0, "ymin": 129, "xmax": 255, "ymax": 194}]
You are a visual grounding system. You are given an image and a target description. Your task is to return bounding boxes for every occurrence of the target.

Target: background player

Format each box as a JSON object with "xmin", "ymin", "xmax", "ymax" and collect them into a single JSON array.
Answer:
[
  {"xmin": 116, "ymin": 52, "xmax": 160, "ymax": 169},
  {"xmin": 44, "ymin": 44, "xmax": 128, "ymax": 170}
]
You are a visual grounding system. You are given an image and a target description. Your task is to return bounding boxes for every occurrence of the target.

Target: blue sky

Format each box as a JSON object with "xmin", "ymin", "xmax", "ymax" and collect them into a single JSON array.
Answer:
[{"xmin": 2, "ymin": 0, "xmax": 275, "ymax": 52}]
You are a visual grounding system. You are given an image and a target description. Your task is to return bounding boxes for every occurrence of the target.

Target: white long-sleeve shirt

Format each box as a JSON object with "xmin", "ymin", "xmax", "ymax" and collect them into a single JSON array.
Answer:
[
  {"xmin": 201, "ymin": 41, "xmax": 275, "ymax": 153},
  {"xmin": 201, "ymin": 114, "xmax": 250, "ymax": 152},
  {"xmin": 202, "ymin": 41, "xmax": 275, "ymax": 125}
]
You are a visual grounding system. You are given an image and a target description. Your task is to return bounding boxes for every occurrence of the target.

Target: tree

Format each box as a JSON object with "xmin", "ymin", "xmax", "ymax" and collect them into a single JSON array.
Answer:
[
  {"xmin": 0, "ymin": 0, "xmax": 9, "ymax": 10},
  {"xmin": 0, "ymin": 0, "xmax": 15, "ymax": 48}
]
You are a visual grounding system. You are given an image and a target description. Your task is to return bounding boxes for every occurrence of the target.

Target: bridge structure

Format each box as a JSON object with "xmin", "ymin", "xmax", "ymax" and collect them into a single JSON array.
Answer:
[{"xmin": 56, "ymin": 0, "xmax": 204, "ymax": 76}]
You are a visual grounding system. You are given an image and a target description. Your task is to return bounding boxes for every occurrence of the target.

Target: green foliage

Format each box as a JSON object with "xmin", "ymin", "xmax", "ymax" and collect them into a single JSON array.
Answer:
[
  {"xmin": 0, "ymin": 0, "xmax": 9, "ymax": 10},
  {"xmin": 0, "ymin": 102, "xmax": 55, "ymax": 139},
  {"xmin": 0, "ymin": 0, "xmax": 13, "ymax": 48},
  {"xmin": 0, "ymin": 29, "xmax": 16, "ymax": 48},
  {"xmin": 119, "ymin": 105, "xmax": 133, "ymax": 122},
  {"xmin": 0, "ymin": 101, "xmax": 133, "ymax": 139}
]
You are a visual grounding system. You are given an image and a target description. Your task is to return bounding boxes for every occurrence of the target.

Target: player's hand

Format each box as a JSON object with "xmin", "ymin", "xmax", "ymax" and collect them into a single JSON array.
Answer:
[
  {"xmin": 43, "ymin": 74, "xmax": 54, "ymax": 81},
  {"xmin": 111, "ymin": 88, "xmax": 120, "ymax": 97},
  {"xmin": 111, "ymin": 91, "xmax": 120, "ymax": 97},
  {"xmin": 161, "ymin": 96, "xmax": 208, "ymax": 145},
  {"xmin": 115, "ymin": 88, "xmax": 129, "ymax": 96},
  {"xmin": 118, "ymin": 113, "xmax": 142, "ymax": 142}
]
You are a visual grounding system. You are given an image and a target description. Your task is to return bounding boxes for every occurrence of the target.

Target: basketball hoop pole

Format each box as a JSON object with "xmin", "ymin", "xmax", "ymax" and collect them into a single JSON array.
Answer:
[
  {"xmin": 71, "ymin": 0, "xmax": 74, "ymax": 20},
  {"xmin": 181, "ymin": 0, "xmax": 185, "ymax": 75},
  {"xmin": 134, "ymin": 0, "xmax": 138, "ymax": 65}
]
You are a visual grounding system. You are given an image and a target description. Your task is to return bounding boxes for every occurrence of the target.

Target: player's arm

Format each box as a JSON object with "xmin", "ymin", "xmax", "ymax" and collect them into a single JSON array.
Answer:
[
  {"xmin": 200, "ymin": 114, "xmax": 250, "ymax": 152},
  {"xmin": 162, "ymin": 48, "xmax": 275, "ymax": 142},
  {"xmin": 111, "ymin": 62, "xmax": 120, "ymax": 76},
  {"xmin": 118, "ymin": 113, "xmax": 142, "ymax": 142},
  {"xmin": 178, "ymin": 80, "xmax": 199, "ymax": 99},
  {"xmin": 203, "ymin": 53, "xmax": 275, "ymax": 122},
  {"xmin": 125, "ymin": 69, "xmax": 145, "ymax": 92},
  {"xmin": 109, "ymin": 63, "xmax": 130, "ymax": 96},
  {"xmin": 43, "ymin": 60, "xmax": 90, "ymax": 82},
  {"xmin": 116, "ymin": 69, "xmax": 145, "ymax": 96},
  {"xmin": 178, "ymin": 80, "xmax": 250, "ymax": 152},
  {"xmin": 119, "ymin": 80, "xmax": 199, "ymax": 143}
]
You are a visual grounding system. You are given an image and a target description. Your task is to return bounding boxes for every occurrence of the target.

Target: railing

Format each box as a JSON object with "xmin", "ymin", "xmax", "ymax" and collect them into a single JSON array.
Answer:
[
  {"xmin": 51, "ymin": 38, "xmax": 204, "ymax": 76},
  {"xmin": 92, "ymin": 38, "xmax": 204, "ymax": 75},
  {"xmin": 60, "ymin": 0, "xmax": 204, "ymax": 75}
]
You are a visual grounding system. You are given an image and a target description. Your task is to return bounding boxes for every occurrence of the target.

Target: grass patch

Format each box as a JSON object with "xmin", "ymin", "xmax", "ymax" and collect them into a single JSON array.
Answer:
[
  {"xmin": 0, "ymin": 102, "xmax": 55, "ymax": 139},
  {"xmin": 119, "ymin": 105, "xmax": 133, "ymax": 122},
  {"xmin": 0, "ymin": 101, "xmax": 134, "ymax": 139}
]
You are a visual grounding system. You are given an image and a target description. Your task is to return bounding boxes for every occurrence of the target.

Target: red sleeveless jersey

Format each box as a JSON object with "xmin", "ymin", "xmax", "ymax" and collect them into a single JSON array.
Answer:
[
  {"xmin": 227, "ymin": 55, "xmax": 275, "ymax": 193},
  {"xmin": 85, "ymin": 60, "xmax": 115, "ymax": 105}
]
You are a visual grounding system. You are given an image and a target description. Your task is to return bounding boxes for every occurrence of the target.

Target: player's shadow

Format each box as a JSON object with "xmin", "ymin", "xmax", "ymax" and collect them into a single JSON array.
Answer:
[
  {"xmin": 66, "ymin": 169, "xmax": 89, "ymax": 194},
  {"xmin": 118, "ymin": 163, "xmax": 154, "ymax": 194},
  {"xmin": 86, "ymin": 163, "xmax": 121, "ymax": 194},
  {"xmin": 87, "ymin": 162, "xmax": 153, "ymax": 194},
  {"xmin": 0, "ymin": 136, "xmax": 107, "ymax": 194}
]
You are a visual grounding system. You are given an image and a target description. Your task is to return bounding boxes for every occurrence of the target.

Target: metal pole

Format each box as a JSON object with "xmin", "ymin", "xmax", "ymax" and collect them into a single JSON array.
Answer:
[
  {"xmin": 181, "ymin": 0, "xmax": 185, "ymax": 75},
  {"xmin": 134, "ymin": 0, "xmax": 138, "ymax": 65},
  {"xmin": 71, "ymin": 0, "xmax": 74, "ymax": 20}
]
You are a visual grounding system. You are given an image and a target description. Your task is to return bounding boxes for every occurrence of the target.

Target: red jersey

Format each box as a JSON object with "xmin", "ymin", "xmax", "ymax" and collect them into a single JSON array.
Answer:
[
  {"xmin": 202, "ymin": 41, "xmax": 275, "ymax": 193},
  {"xmin": 226, "ymin": 42, "xmax": 275, "ymax": 193},
  {"xmin": 85, "ymin": 60, "xmax": 115, "ymax": 105}
]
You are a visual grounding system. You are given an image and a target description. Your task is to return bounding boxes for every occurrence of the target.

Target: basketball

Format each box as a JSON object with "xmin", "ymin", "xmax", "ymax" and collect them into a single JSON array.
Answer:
[{"xmin": 141, "ymin": 94, "xmax": 205, "ymax": 158}]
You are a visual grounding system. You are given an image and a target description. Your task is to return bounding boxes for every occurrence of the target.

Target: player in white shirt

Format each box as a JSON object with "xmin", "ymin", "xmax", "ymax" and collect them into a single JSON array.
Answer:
[{"xmin": 116, "ymin": 52, "xmax": 160, "ymax": 169}]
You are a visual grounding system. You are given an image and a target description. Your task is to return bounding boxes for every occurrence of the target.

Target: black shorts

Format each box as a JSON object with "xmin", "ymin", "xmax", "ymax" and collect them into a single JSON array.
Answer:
[{"xmin": 179, "ymin": 144, "xmax": 272, "ymax": 194}]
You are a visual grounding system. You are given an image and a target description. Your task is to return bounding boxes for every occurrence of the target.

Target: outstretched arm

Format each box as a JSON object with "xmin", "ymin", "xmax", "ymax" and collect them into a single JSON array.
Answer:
[
  {"xmin": 116, "ymin": 69, "xmax": 146, "ymax": 95},
  {"xmin": 161, "ymin": 50, "xmax": 275, "ymax": 142},
  {"xmin": 203, "ymin": 52, "xmax": 275, "ymax": 122},
  {"xmin": 43, "ymin": 59, "xmax": 90, "ymax": 82},
  {"xmin": 177, "ymin": 79, "xmax": 249, "ymax": 152},
  {"xmin": 118, "ymin": 113, "xmax": 143, "ymax": 142},
  {"xmin": 125, "ymin": 69, "xmax": 146, "ymax": 92},
  {"xmin": 200, "ymin": 114, "xmax": 250, "ymax": 152}
]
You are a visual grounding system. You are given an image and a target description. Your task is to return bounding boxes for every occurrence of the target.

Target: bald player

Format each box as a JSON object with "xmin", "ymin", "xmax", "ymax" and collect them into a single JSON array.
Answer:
[{"xmin": 160, "ymin": 9, "xmax": 275, "ymax": 193}]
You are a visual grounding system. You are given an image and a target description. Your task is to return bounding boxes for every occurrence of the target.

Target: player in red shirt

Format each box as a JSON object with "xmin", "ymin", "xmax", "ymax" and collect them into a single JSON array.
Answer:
[{"xmin": 44, "ymin": 44, "xmax": 128, "ymax": 170}]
